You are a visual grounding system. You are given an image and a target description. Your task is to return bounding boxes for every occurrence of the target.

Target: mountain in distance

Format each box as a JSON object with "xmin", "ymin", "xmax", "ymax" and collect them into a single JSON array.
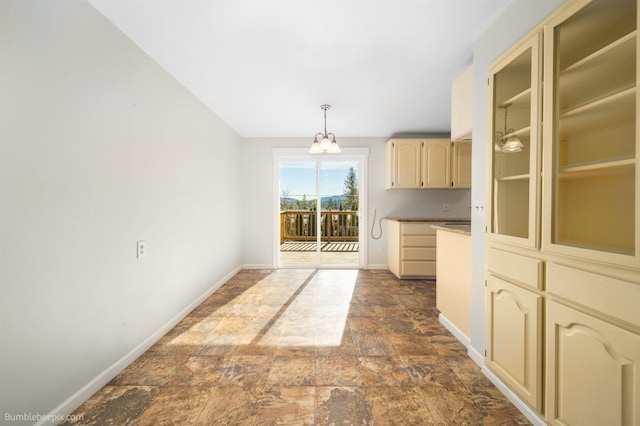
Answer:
[
  {"xmin": 280, "ymin": 195, "xmax": 347, "ymax": 202},
  {"xmin": 321, "ymin": 195, "xmax": 347, "ymax": 203}
]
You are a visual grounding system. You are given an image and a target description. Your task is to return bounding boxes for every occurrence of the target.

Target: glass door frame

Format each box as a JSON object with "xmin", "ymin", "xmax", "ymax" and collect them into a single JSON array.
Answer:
[{"xmin": 272, "ymin": 147, "xmax": 369, "ymax": 269}]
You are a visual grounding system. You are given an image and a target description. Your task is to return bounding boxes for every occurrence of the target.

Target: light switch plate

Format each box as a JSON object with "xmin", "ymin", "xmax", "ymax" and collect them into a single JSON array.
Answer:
[{"xmin": 472, "ymin": 200, "xmax": 486, "ymax": 218}]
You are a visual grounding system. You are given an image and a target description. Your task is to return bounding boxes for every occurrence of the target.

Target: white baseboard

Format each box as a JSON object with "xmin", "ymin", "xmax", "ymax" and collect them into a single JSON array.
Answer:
[
  {"xmin": 467, "ymin": 345, "xmax": 484, "ymax": 367},
  {"xmin": 242, "ymin": 263, "xmax": 390, "ymax": 271},
  {"xmin": 481, "ymin": 365, "xmax": 548, "ymax": 426},
  {"xmin": 37, "ymin": 265, "xmax": 242, "ymax": 426},
  {"xmin": 454, "ymin": 333, "xmax": 547, "ymax": 426},
  {"xmin": 438, "ymin": 313, "xmax": 470, "ymax": 348},
  {"xmin": 366, "ymin": 264, "xmax": 388, "ymax": 270},
  {"xmin": 242, "ymin": 263, "xmax": 275, "ymax": 270}
]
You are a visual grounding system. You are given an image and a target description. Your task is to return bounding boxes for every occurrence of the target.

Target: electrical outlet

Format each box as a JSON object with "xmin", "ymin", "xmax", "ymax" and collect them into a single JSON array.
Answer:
[
  {"xmin": 137, "ymin": 240, "xmax": 147, "ymax": 259},
  {"xmin": 442, "ymin": 203, "xmax": 452, "ymax": 212}
]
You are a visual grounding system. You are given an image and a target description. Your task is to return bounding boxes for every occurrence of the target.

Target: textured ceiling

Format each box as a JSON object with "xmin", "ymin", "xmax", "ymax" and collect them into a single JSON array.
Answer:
[{"xmin": 88, "ymin": 0, "xmax": 512, "ymax": 138}]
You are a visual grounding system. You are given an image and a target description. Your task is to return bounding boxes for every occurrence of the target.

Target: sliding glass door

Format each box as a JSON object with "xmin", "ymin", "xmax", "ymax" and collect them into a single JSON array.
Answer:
[{"xmin": 278, "ymin": 158, "xmax": 362, "ymax": 268}]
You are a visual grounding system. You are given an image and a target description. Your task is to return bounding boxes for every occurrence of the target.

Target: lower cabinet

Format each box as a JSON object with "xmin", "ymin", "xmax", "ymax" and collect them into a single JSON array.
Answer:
[
  {"xmin": 435, "ymin": 229, "xmax": 471, "ymax": 337},
  {"xmin": 487, "ymin": 259, "xmax": 640, "ymax": 423},
  {"xmin": 546, "ymin": 301, "xmax": 640, "ymax": 426},
  {"xmin": 486, "ymin": 276, "xmax": 543, "ymax": 410},
  {"xmin": 387, "ymin": 220, "xmax": 440, "ymax": 278}
]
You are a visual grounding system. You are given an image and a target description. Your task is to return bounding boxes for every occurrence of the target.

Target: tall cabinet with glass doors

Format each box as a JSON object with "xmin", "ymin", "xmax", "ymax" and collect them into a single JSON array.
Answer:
[{"xmin": 485, "ymin": 0, "xmax": 640, "ymax": 424}]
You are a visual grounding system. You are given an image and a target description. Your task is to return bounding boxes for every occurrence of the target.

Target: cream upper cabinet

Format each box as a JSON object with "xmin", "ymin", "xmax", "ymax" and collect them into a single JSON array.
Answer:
[
  {"xmin": 386, "ymin": 139, "xmax": 422, "ymax": 189},
  {"xmin": 421, "ymin": 139, "xmax": 451, "ymax": 188},
  {"xmin": 487, "ymin": 32, "xmax": 542, "ymax": 248},
  {"xmin": 542, "ymin": 0, "xmax": 639, "ymax": 267},
  {"xmin": 452, "ymin": 142, "xmax": 472, "ymax": 188},
  {"xmin": 386, "ymin": 138, "xmax": 461, "ymax": 189},
  {"xmin": 451, "ymin": 65, "xmax": 473, "ymax": 142}
]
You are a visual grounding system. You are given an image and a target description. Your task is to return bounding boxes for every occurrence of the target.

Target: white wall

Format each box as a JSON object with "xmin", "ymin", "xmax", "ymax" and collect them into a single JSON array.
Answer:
[
  {"xmin": 0, "ymin": 0, "xmax": 243, "ymax": 422},
  {"xmin": 241, "ymin": 137, "xmax": 471, "ymax": 268},
  {"xmin": 468, "ymin": 0, "xmax": 566, "ymax": 356}
]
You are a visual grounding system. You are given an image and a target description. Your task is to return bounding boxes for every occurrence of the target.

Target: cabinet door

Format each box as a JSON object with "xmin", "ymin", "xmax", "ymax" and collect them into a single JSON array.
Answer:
[
  {"xmin": 486, "ymin": 276, "xmax": 543, "ymax": 410},
  {"xmin": 487, "ymin": 33, "xmax": 542, "ymax": 248},
  {"xmin": 421, "ymin": 139, "xmax": 451, "ymax": 188},
  {"xmin": 389, "ymin": 139, "xmax": 421, "ymax": 189},
  {"xmin": 452, "ymin": 142, "xmax": 472, "ymax": 188},
  {"xmin": 542, "ymin": 0, "xmax": 638, "ymax": 267},
  {"xmin": 546, "ymin": 301, "xmax": 640, "ymax": 426}
]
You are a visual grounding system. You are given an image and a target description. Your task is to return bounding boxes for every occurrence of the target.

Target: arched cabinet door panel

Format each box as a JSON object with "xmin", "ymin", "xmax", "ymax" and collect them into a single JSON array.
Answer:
[
  {"xmin": 485, "ymin": 275, "xmax": 543, "ymax": 410},
  {"xmin": 545, "ymin": 301, "xmax": 640, "ymax": 426}
]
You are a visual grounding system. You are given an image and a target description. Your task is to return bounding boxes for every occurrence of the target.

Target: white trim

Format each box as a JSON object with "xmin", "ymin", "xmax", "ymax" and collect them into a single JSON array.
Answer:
[
  {"xmin": 438, "ymin": 313, "xmax": 470, "ymax": 348},
  {"xmin": 36, "ymin": 265, "xmax": 241, "ymax": 426},
  {"xmin": 273, "ymin": 148, "xmax": 369, "ymax": 269},
  {"xmin": 366, "ymin": 264, "xmax": 388, "ymax": 270},
  {"xmin": 272, "ymin": 154, "xmax": 281, "ymax": 269},
  {"xmin": 481, "ymin": 366, "xmax": 548, "ymax": 426},
  {"xmin": 273, "ymin": 147, "xmax": 370, "ymax": 157},
  {"xmin": 467, "ymin": 345, "xmax": 485, "ymax": 367},
  {"xmin": 242, "ymin": 264, "xmax": 276, "ymax": 270},
  {"xmin": 466, "ymin": 345, "xmax": 547, "ymax": 426}
]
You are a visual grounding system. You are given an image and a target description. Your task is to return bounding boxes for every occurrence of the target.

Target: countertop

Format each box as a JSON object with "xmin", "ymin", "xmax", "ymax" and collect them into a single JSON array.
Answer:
[
  {"xmin": 385, "ymin": 217, "xmax": 471, "ymax": 223},
  {"xmin": 431, "ymin": 223, "xmax": 471, "ymax": 236}
]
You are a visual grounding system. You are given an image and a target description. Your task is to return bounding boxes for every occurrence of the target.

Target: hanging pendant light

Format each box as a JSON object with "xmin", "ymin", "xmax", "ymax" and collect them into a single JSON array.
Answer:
[
  {"xmin": 495, "ymin": 103, "xmax": 524, "ymax": 153},
  {"xmin": 309, "ymin": 104, "xmax": 341, "ymax": 154}
]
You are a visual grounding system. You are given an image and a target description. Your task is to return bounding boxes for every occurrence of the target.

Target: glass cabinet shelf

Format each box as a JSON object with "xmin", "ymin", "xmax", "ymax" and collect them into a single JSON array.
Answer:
[
  {"xmin": 496, "ymin": 174, "xmax": 530, "ymax": 182},
  {"xmin": 560, "ymin": 155, "xmax": 635, "ymax": 171},
  {"xmin": 558, "ymin": 157, "xmax": 635, "ymax": 178},
  {"xmin": 500, "ymin": 88, "xmax": 532, "ymax": 109},
  {"xmin": 505, "ymin": 126, "xmax": 531, "ymax": 139},
  {"xmin": 559, "ymin": 86, "xmax": 636, "ymax": 138},
  {"xmin": 563, "ymin": 31, "xmax": 636, "ymax": 74}
]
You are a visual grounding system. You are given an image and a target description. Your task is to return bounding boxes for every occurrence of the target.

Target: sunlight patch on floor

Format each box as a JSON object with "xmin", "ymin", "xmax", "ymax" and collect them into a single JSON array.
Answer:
[
  {"xmin": 165, "ymin": 269, "xmax": 356, "ymax": 349},
  {"xmin": 258, "ymin": 269, "xmax": 357, "ymax": 347}
]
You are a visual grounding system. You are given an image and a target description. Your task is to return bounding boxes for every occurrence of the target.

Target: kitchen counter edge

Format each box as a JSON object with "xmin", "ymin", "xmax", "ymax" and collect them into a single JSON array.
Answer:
[
  {"xmin": 385, "ymin": 217, "xmax": 470, "ymax": 223},
  {"xmin": 431, "ymin": 223, "xmax": 471, "ymax": 236}
]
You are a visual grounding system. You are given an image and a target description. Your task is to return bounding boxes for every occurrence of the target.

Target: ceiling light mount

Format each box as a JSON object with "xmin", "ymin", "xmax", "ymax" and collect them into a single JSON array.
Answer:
[{"xmin": 310, "ymin": 104, "xmax": 341, "ymax": 154}]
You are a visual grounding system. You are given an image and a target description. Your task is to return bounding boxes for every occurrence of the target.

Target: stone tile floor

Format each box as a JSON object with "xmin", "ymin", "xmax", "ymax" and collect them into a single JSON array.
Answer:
[{"xmin": 65, "ymin": 269, "xmax": 530, "ymax": 425}]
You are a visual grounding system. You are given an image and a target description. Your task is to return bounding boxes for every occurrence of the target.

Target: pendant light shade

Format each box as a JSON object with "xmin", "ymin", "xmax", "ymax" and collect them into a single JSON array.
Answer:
[
  {"xmin": 495, "ymin": 104, "xmax": 523, "ymax": 153},
  {"xmin": 310, "ymin": 104, "xmax": 341, "ymax": 154}
]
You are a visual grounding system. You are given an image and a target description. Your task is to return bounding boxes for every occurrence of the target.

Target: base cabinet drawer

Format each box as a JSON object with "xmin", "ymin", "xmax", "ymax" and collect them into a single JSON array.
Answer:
[
  {"xmin": 402, "ymin": 235, "xmax": 436, "ymax": 246},
  {"xmin": 402, "ymin": 247, "xmax": 436, "ymax": 261},
  {"xmin": 486, "ymin": 276, "xmax": 543, "ymax": 410},
  {"xmin": 401, "ymin": 222, "xmax": 437, "ymax": 235},
  {"xmin": 401, "ymin": 261, "xmax": 436, "ymax": 277},
  {"xmin": 545, "ymin": 301, "xmax": 640, "ymax": 426}
]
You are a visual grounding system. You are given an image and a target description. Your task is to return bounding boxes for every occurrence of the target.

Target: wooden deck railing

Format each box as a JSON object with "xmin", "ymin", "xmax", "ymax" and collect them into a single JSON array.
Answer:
[{"xmin": 280, "ymin": 210, "xmax": 359, "ymax": 244}]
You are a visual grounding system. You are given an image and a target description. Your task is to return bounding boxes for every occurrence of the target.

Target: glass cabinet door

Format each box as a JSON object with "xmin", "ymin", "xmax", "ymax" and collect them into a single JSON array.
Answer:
[
  {"xmin": 543, "ymin": 0, "xmax": 638, "ymax": 265},
  {"xmin": 488, "ymin": 34, "xmax": 542, "ymax": 247}
]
